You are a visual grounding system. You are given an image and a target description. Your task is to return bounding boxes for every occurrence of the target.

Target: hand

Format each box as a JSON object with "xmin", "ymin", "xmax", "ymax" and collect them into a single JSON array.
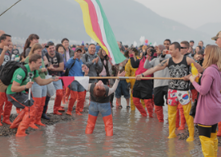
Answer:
[
  {"xmin": 136, "ymin": 75, "xmax": 142, "ymax": 80},
  {"xmin": 117, "ymin": 71, "xmax": 126, "ymax": 77},
  {"xmin": 95, "ymin": 57, "xmax": 99, "ymax": 63},
  {"xmin": 183, "ymin": 75, "xmax": 190, "ymax": 81},
  {"xmin": 83, "ymin": 65, "xmax": 89, "ymax": 74},
  {"xmin": 52, "ymin": 76, "xmax": 60, "ymax": 82},
  {"xmin": 162, "ymin": 49, "xmax": 168, "ymax": 56},
  {"xmin": 26, "ymin": 82, "xmax": 34, "ymax": 89},
  {"xmin": 3, "ymin": 46, "xmax": 9, "ymax": 52},
  {"xmin": 73, "ymin": 52, "xmax": 78, "ymax": 59},
  {"xmin": 189, "ymin": 73, "xmax": 201, "ymax": 83},
  {"xmin": 41, "ymin": 68, "xmax": 47, "ymax": 72}
]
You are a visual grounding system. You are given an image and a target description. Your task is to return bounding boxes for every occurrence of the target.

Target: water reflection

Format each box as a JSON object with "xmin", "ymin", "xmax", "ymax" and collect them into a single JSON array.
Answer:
[{"xmin": 0, "ymin": 101, "xmax": 216, "ymax": 156}]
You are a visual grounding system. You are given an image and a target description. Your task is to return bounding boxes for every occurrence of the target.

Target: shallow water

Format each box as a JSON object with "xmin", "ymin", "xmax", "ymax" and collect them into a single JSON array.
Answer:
[{"xmin": 0, "ymin": 102, "xmax": 220, "ymax": 157}]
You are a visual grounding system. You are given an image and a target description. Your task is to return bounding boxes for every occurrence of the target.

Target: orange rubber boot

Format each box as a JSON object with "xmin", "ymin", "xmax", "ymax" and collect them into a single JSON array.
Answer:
[
  {"xmin": 178, "ymin": 104, "xmax": 186, "ymax": 130},
  {"xmin": 65, "ymin": 87, "xmax": 71, "ymax": 103},
  {"xmin": 217, "ymin": 122, "xmax": 221, "ymax": 137},
  {"xmin": 144, "ymin": 99, "xmax": 153, "ymax": 118},
  {"xmin": 176, "ymin": 108, "xmax": 180, "ymax": 128},
  {"xmin": 0, "ymin": 92, "xmax": 7, "ymax": 126},
  {"xmin": 85, "ymin": 114, "xmax": 97, "ymax": 134},
  {"xmin": 2, "ymin": 101, "xmax": 13, "ymax": 125},
  {"xmin": 155, "ymin": 105, "xmax": 164, "ymax": 122},
  {"xmin": 16, "ymin": 108, "xmax": 21, "ymax": 114},
  {"xmin": 35, "ymin": 97, "xmax": 46, "ymax": 126},
  {"xmin": 53, "ymin": 89, "xmax": 63, "ymax": 115},
  {"xmin": 133, "ymin": 97, "xmax": 147, "ymax": 117},
  {"xmin": 16, "ymin": 106, "xmax": 36, "ymax": 137},
  {"xmin": 29, "ymin": 97, "xmax": 41, "ymax": 129},
  {"xmin": 76, "ymin": 91, "xmax": 85, "ymax": 116},
  {"xmin": 103, "ymin": 115, "xmax": 113, "ymax": 136},
  {"xmin": 66, "ymin": 91, "xmax": 77, "ymax": 116},
  {"xmin": 10, "ymin": 109, "xmax": 26, "ymax": 129}
]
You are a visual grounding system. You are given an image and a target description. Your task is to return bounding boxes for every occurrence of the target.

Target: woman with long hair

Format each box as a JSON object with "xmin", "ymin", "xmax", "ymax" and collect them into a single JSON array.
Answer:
[
  {"xmin": 56, "ymin": 44, "xmax": 70, "ymax": 106},
  {"xmin": 98, "ymin": 48, "xmax": 112, "ymax": 85},
  {"xmin": 190, "ymin": 45, "xmax": 221, "ymax": 157},
  {"xmin": 25, "ymin": 43, "xmax": 47, "ymax": 129},
  {"xmin": 23, "ymin": 34, "xmax": 39, "ymax": 58}
]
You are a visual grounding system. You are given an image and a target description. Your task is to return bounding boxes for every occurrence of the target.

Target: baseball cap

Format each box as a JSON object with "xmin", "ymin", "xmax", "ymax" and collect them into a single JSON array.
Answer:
[
  {"xmin": 75, "ymin": 48, "xmax": 82, "ymax": 52},
  {"xmin": 211, "ymin": 31, "xmax": 221, "ymax": 40}
]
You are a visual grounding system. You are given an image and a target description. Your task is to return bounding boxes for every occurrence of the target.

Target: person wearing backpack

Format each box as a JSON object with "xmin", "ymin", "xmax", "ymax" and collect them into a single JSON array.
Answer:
[
  {"xmin": 45, "ymin": 42, "xmax": 64, "ymax": 115},
  {"xmin": 24, "ymin": 43, "xmax": 48, "ymax": 129},
  {"xmin": 81, "ymin": 44, "xmax": 103, "ymax": 83},
  {"xmin": 65, "ymin": 48, "xmax": 89, "ymax": 116},
  {"xmin": 6, "ymin": 54, "xmax": 59, "ymax": 137},
  {"xmin": 0, "ymin": 34, "xmax": 13, "ymax": 126}
]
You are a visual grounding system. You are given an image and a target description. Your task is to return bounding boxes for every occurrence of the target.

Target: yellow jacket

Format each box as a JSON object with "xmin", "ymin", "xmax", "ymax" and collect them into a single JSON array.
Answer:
[{"xmin": 125, "ymin": 56, "xmax": 140, "ymax": 84}]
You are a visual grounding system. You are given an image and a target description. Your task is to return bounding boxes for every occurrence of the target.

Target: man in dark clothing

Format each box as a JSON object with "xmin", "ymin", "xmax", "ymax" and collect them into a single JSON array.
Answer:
[{"xmin": 0, "ymin": 34, "xmax": 13, "ymax": 126}]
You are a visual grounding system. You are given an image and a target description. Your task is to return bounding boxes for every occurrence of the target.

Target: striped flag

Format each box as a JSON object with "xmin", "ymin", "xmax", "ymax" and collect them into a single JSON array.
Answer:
[
  {"xmin": 75, "ymin": 0, "xmax": 126, "ymax": 64},
  {"xmin": 59, "ymin": 76, "xmax": 89, "ymax": 90}
]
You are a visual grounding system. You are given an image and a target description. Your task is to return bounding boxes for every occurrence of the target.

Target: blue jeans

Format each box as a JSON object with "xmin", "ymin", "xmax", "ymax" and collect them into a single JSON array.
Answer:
[
  {"xmin": 53, "ymin": 80, "xmax": 62, "ymax": 90},
  {"xmin": 69, "ymin": 80, "xmax": 85, "ymax": 92},
  {"xmin": 115, "ymin": 80, "xmax": 130, "ymax": 99},
  {"xmin": 89, "ymin": 101, "xmax": 112, "ymax": 117},
  {"xmin": 31, "ymin": 82, "xmax": 47, "ymax": 98}
]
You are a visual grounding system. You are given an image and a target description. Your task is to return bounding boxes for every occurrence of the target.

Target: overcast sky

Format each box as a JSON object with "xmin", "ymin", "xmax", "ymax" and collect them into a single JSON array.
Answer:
[{"xmin": 135, "ymin": 0, "xmax": 221, "ymax": 29}]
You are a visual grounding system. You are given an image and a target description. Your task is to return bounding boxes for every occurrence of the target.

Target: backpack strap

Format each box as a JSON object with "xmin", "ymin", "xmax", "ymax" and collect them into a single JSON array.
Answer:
[{"xmin": 85, "ymin": 54, "xmax": 88, "ymax": 62}]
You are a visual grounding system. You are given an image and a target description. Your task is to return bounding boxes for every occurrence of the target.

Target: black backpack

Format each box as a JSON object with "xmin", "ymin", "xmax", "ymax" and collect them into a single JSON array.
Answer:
[{"xmin": 0, "ymin": 61, "xmax": 30, "ymax": 86}]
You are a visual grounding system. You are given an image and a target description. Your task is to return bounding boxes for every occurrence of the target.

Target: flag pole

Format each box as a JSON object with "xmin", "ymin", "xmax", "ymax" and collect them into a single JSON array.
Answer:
[{"xmin": 88, "ymin": 77, "xmax": 184, "ymax": 80}]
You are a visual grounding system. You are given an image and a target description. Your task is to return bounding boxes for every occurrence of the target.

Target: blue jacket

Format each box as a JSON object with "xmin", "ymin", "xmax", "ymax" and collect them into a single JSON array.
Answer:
[{"xmin": 66, "ymin": 58, "xmax": 84, "ymax": 76}]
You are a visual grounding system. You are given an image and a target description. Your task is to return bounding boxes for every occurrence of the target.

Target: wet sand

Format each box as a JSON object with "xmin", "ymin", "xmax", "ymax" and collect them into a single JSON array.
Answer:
[{"xmin": 0, "ymin": 96, "xmax": 220, "ymax": 156}]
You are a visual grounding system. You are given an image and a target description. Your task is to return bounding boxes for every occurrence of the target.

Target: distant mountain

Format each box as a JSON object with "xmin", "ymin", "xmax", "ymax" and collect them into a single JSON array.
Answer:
[
  {"xmin": 196, "ymin": 22, "xmax": 221, "ymax": 37},
  {"xmin": 0, "ymin": 0, "xmax": 214, "ymax": 44}
]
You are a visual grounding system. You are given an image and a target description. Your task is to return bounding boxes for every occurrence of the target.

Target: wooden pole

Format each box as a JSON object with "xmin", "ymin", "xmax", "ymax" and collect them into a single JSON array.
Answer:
[
  {"xmin": 0, "ymin": 0, "xmax": 22, "ymax": 17},
  {"xmin": 89, "ymin": 77, "xmax": 184, "ymax": 80}
]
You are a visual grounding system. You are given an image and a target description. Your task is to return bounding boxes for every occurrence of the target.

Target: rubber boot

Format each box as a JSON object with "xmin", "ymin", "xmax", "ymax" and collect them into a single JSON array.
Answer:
[
  {"xmin": 103, "ymin": 115, "xmax": 113, "ymax": 136},
  {"xmin": 42, "ymin": 96, "xmax": 50, "ymax": 120},
  {"xmin": 16, "ymin": 106, "xmax": 36, "ymax": 137},
  {"xmin": 2, "ymin": 101, "xmax": 13, "ymax": 125},
  {"xmin": 211, "ymin": 132, "xmax": 218, "ymax": 157},
  {"xmin": 58, "ymin": 106, "xmax": 65, "ymax": 112},
  {"xmin": 199, "ymin": 135, "xmax": 215, "ymax": 157},
  {"xmin": 178, "ymin": 104, "xmax": 186, "ymax": 130},
  {"xmin": 76, "ymin": 91, "xmax": 85, "ymax": 115},
  {"xmin": 133, "ymin": 97, "xmax": 147, "ymax": 117},
  {"xmin": 65, "ymin": 87, "xmax": 71, "ymax": 103},
  {"xmin": 144, "ymin": 99, "xmax": 153, "ymax": 118},
  {"xmin": 130, "ymin": 94, "xmax": 136, "ymax": 111},
  {"xmin": 62, "ymin": 87, "xmax": 66, "ymax": 104},
  {"xmin": 10, "ymin": 109, "xmax": 26, "ymax": 129},
  {"xmin": 66, "ymin": 91, "xmax": 77, "ymax": 116},
  {"xmin": 141, "ymin": 99, "xmax": 145, "ymax": 109},
  {"xmin": 29, "ymin": 97, "xmax": 42, "ymax": 129},
  {"xmin": 168, "ymin": 105, "xmax": 177, "ymax": 139},
  {"xmin": 85, "ymin": 114, "xmax": 97, "ymax": 134},
  {"xmin": 16, "ymin": 108, "xmax": 21, "ymax": 114},
  {"xmin": 176, "ymin": 108, "xmax": 180, "ymax": 128},
  {"xmin": 35, "ymin": 97, "xmax": 46, "ymax": 126},
  {"xmin": 53, "ymin": 89, "xmax": 63, "ymax": 115},
  {"xmin": 216, "ymin": 122, "xmax": 221, "ymax": 137},
  {"xmin": 182, "ymin": 102, "xmax": 194, "ymax": 142},
  {"xmin": 155, "ymin": 105, "xmax": 164, "ymax": 122},
  {"xmin": 79, "ymin": 91, "xmax": 86, "ymax": 113},
  {"xmin": 0, "ymin": 92, "xmax": 7, "ymax": 126}
]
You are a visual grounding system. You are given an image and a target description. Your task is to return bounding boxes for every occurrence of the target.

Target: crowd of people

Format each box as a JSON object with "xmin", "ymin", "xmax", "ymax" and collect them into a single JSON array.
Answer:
[{"xmin": 0, "ymin": 29, "xmax": 221, "ymax": 156}]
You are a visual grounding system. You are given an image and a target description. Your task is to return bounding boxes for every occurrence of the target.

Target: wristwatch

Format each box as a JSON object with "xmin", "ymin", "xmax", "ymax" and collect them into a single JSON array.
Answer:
[{"xmin": 141, "ymin": 74, "xmax": 144, "ymax": 77}]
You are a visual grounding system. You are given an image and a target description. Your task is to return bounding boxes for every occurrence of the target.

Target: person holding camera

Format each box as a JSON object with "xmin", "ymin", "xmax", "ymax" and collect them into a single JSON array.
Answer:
[
  {"xmin": 7, "ymin": 54, "xmax": 60, "ymax": 137},
  {"xmin": 144, "ymin": 45, "xmax": 171, "ymax": 122},
  {"xmin": 82, "ymin": 44, "xmax": 103, "ymax": 83},
  {"xmin": 65, "ymin": 48, "xmax": 89, "ymax": 116}
]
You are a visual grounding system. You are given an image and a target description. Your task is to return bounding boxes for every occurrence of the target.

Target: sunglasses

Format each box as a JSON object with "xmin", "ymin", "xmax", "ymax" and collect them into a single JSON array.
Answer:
[{"xmin": 181, "ymin": 47, "xmax": 188, "ymax": 49}]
